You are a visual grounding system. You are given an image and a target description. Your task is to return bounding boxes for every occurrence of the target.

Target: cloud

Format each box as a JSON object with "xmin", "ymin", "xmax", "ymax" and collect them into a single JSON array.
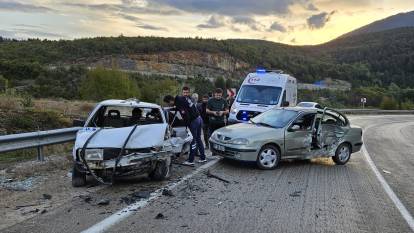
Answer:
[
  {"xmin": 231, "ymin": 16, "xmax": 262, "ymax": 31},
  {"xmin": 197, "ymin": 15, "xmax": 226, "ymax": 29},
  {"xmin": 151, "ymin": 0, "xmax": 308, "ymax": 16},
  {"xmin": 0, "ymin": 1, "xmax": 54, "ymax": 13},
  {"xmin": 307, "ymin": 11, "xmax": 336, "ymax": 29},
  {"xmin": 136, "ymin": 23, "xmax": 168, "ymax": 31},
  {"xmin": 64, "ymin": 2, "xmax": 180, "ymax": 15},
  {"xmin": 117, "ymin": 13, "xmax": 141, "ymax": 22},
  {"xmin": 306, "ymin": 3, "xmax": 318, "ymax": 11},
  {"xmin": 268, "ymin": 21, "xmax": 287, "ymax": 32},
  {"xmin": 0, "ymin": 28, "xmax": 65, "ymax": 39}
]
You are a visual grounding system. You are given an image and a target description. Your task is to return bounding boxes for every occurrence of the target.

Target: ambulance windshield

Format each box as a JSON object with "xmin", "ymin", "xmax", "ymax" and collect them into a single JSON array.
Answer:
[{"xmin": 237, "ymin": 85, "xmax": 282, "ymax": 105}]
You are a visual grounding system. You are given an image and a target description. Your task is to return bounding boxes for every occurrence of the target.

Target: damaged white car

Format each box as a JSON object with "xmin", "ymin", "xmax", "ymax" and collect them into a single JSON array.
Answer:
[{"xmin": 71, "ymin": 99, "xmax": 192, "ymax": 187}]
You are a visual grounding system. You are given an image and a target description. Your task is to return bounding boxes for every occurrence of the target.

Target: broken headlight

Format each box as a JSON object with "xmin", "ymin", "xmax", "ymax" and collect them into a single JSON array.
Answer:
[
  {"xmin": 84, "ymin": 149, "xmax": 104, "ymax": 161},
  {"xmin": 228, "ymin": 138, "xmax": 249, "ymax": 145}
]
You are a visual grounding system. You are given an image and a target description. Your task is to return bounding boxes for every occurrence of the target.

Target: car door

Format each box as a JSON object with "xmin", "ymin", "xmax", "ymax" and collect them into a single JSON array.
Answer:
[
  {"xmin": 163, "ymin": 108, "xmax": 192, "ymax": 155},
  {"xmin": 318, "ymin": 109, "xmax": 347, "ymax": 150},
  {"xmin": 284, "ymin": 113, "xmax": 315, "ymax": 158}
]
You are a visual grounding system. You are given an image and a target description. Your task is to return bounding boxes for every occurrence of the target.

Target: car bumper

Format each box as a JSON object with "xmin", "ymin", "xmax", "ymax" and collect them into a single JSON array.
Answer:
[
  {"xmin": 352, "ymin": 142, "xmax": 363, "ymax": 153},
  {"xmin": 79, "ymin": 151, "xmax": 170, "ymax": 170},
  {"xmin": 209, "ymin": 139, "xmax": 258, "ymax": 161}
]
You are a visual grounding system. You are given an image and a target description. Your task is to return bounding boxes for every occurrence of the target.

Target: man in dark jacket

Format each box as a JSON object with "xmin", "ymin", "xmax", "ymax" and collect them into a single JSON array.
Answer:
[
  {"xmin": 164, "ymin": 87, "xmax": 206, "ymax": 166},
  {"xmin": 197, "ymin": 94, "xmax": 210, "ymax": 149}
]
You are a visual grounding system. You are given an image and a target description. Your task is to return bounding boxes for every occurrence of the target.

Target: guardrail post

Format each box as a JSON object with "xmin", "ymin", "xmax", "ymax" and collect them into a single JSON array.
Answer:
[{"xmin": 37, "ymin": 146, "xmax": 44, "ymax": 161}]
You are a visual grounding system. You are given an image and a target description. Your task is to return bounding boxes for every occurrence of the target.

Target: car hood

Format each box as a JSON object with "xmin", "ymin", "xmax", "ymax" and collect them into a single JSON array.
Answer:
[
  {"xmin": 74, "ymin": 124, "xmax": 168, "ymax": 149},
  {"xmin": 215, "ymin": 123, "xmax": 283, "ymax": 139}
]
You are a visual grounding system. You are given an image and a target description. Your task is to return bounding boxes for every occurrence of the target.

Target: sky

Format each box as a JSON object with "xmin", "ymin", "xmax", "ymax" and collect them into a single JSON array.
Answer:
[{"xmin": 0, "ymin": 0, "xmax": 413, "ymax": 45}]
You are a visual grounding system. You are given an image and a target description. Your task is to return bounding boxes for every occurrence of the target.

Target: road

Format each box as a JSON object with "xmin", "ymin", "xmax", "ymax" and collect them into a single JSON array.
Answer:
[{"xmin": 2, "ymin": 115, "xmax": 414, "ymax": 233}]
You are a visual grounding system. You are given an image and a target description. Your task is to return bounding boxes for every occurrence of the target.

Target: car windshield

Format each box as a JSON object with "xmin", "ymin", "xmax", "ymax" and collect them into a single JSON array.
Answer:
[
  {"xmin": 237, "ymin": 85, "xmax": 282, "ymax": 105},
  {"xmin": 298, "ymin": 102, "xmax": 315, "ymax": 107},
  {"xmin": 250, "ymin": 109, "xmax": 298, "ymax": 128},
  {"xmin": 88, "ymin": 106, "xmax": 163, "ymax": 128}
]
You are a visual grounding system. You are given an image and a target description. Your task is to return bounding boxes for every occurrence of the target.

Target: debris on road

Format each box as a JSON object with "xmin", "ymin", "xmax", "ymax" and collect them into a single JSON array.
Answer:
[
  {"xmin": 40, "ymin": 209, "xmax": 47, "ymax": 214},
  {"xmin": 15, "ymin": 203, "xmax": 38, "ymax": 210},
  {"xmin": 382, "ymin": 170, "xmax": 391, "ymax": 174},
  {"xmin": 155, "ymin": 213, "xmax": 165, "ymax": 219},
  {"xmin": 42, "ymin": 194, "xmax": 52, "ymax": 200},
  {"xmin": 206, "ymin": 170, "xmax": 230, "ymax": 183},
  {"xmin": 79, "ymin": 195, "xmax": 92, "ymax": 203},
  {"xmin": 289, "ymin": 191, "xmax": 302, "ymax": 197},
  {"xmin": 132, "ymin": 191, "xmax": 151, "ymax": 199},
  {"xmin": 97, "ymin": 198, "xmax": 110, "ymax": 206},
  {"xmin": 197, "ymin": 211, "xmax": 209, "ymax": 215},
  {"xmin": 162, "ymin": 188, "xmax": 174, "ymax": 197}
]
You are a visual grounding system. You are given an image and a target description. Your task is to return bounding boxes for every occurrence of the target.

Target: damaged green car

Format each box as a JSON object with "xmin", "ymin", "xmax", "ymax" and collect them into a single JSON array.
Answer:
[{"xmin": 210, "ymin": 107, "xmax": 363, "ymax": 169}]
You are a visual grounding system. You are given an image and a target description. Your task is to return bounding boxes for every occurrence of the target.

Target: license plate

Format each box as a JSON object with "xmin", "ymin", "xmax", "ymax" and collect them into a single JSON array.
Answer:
[{"xmin": 213, "ymin": 144, "xmax": 225, "ymax": 152}]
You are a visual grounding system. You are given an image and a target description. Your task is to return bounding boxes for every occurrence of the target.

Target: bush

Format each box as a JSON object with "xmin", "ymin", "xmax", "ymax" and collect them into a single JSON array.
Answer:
[
  {"xmin": 80, "ymin": 68, "xmax": 140, "ymax": 101},
  {"xmin": 379, "ymin": 96, "xmax": 398, "ymax": 110}
]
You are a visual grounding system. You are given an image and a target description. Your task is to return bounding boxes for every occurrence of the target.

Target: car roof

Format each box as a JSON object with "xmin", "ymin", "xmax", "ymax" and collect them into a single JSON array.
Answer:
[
  {"xmin": 280, "ymin": 106, "xmax": 319, "ymax": 113},
  {"xmin": 298, "ymin": 102, "xmax": 318, "ymax": 105},
  {"xmin": 98, "ymin": 99, "xmax": 161, "ymax": 108}
]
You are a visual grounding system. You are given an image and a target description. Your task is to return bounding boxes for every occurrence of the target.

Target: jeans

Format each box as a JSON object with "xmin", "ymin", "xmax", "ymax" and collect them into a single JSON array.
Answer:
[{"xmin": 188, "ymin": 116, "xmax": 205, "ymax": 162}]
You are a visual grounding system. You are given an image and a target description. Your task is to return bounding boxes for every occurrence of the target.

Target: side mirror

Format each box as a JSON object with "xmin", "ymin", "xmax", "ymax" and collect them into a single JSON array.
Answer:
[
  {"xmin": 282, "ymin": 101, "xmax": 290, "ymax": 107},
  {"xmin": 288, "ymin": 124, "xmax": 300, "ymax": 132},
  {"xmin": 73, "ymin": 119, "xmax": 85, "ymax": 127}
]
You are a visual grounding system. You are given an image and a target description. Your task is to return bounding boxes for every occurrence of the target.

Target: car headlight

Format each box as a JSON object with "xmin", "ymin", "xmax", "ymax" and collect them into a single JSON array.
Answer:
[
  {"xmin": 231, "ymin": 106, "xmax": 238, "ymax": 114},
  {"xmin": 228, "ymin": 138, "xmax": 249, "ymax": 145},
  {"xmin": 211, "ymin": 131, "xmax": 218, "ymax": 140},
  {"xmin": 85, "ymin": 149, "xmax": 104, "ymax": 161}
]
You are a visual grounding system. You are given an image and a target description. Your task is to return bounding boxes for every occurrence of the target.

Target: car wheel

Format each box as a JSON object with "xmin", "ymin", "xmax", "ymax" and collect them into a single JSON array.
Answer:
[
  {"xmin": 149, "ymin": 157, "xmax": 171, "ymax": 181},
  {"xmin": 72, "ymin": 164, "xmax": 86, "ymax": 187},
  {"xmin": 256, "ymin": 145, "xmax": 280, "ymax": 170},
  {"xmin": 332, "ymin": 143, "xmax": 351, "ymax": 165}
]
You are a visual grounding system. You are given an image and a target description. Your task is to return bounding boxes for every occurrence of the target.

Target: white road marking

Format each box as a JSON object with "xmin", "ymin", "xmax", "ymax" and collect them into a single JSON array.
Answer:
[
  {"xmin": 81, "ymin": 158, "xmax": 221, "ymax": 233},
  {"xmin": 357, "ymin": 123, "xmax": 414, "ymax": 232}
]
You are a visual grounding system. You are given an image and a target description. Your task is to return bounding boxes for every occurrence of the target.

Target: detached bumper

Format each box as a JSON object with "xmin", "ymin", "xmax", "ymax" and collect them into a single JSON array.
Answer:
[
  {"xmin": 209, "ymin": 139, "xmax": 258, "ymax": 161},
  {"xmin": 82, "ymin": 151, "xmax": 170, "ymax": 170}
]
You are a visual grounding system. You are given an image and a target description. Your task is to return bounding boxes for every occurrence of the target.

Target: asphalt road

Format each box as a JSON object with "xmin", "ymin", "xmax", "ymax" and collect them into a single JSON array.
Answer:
[{"xmin": 3, "ymin": 115, "xmax": 414, "ymax": 233}]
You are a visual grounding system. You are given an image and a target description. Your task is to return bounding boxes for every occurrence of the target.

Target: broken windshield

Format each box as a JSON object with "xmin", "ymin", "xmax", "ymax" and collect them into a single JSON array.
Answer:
[{"xmin": 88, "ymin": 106, "xmax": 163, "ymax": 128}]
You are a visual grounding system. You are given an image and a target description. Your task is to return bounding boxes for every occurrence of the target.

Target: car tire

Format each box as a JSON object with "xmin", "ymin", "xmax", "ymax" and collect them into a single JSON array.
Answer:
[
  {"xmin": 72, "ymin": 164, "xmax": 86, "ymax": 187},
  {"xmin": 256, "ymin": 145, "xmax": 280, "ymax": 170},
  {"xmin": 149, "ymin": 158, "xmax": 171, "ymax": 181},
  {"xmin": 332, "ymin": 143, "xmax": 351, "ymax": 165}
]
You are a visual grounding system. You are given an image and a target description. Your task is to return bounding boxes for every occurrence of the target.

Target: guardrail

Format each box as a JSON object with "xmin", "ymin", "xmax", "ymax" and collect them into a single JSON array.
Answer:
[
  {"xmin": 338, "ymin": 109, "xmax": 414, "ymax": 115},
  {"xmin": 0, "ymin": 127, "xmax": 81, "ymax": 161}
]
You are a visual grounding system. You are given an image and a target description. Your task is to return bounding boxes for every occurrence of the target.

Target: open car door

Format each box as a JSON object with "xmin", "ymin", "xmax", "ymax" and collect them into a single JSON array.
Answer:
[
  {"xmin": 314, "ymin": 108, "xmax": 348, "ymax": 151},
  {"xmin": 163, "ymin": 107, "xmax": 193, "ymax": 156}
]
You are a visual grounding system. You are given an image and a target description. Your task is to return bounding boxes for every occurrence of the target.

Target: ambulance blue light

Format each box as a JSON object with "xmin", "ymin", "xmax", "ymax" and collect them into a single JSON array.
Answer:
[{"xmin": 256, "ymin": 68, "xmax": 266, "ymax": 74}]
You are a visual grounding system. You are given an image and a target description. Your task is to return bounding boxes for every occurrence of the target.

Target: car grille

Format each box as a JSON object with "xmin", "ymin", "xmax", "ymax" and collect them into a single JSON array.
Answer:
[
  {"xmin": 77, "ymin": 148, "xmax": 152, "ymax": 161},
  {"xmin": 236, "ymin": 110, "xmax": 261, "ymax": 121}
]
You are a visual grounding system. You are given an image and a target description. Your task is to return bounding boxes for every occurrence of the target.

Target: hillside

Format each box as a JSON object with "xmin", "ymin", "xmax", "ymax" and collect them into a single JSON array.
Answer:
[
  {"xmin": 0, "ymin": 27, "xmax": 414, "ymax": 100},
  {"xmin": 341, "ymin": 11, "xmax": 414, "ymax": 37}
]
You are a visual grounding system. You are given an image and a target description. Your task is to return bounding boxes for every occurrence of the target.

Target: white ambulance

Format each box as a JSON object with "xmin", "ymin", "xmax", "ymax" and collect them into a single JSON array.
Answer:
[{"xmin": 228, "ymin": 69, "xmax": 297, "ymax": 124}]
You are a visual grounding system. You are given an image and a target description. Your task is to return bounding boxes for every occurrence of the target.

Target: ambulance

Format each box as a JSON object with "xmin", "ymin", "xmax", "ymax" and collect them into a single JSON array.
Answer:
[{"xmin": 228, "ymin": 69, "xmax": 297, "ymax": 124}]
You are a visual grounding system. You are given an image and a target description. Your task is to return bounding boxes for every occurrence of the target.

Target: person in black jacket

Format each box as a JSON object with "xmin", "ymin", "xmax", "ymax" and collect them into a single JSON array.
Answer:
[
  {"xmin": 197, "ymin": 94, "xmax": 210, "ymax": 149},
  {"xmin": 164, "ymin": 87, "xmax": 206, "ymax": 166}
]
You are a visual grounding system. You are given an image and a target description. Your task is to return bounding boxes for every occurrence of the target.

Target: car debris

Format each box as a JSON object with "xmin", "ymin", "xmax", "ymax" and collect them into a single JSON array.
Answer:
[
  {"xmin": 155, "ymin": 213, "xmax": 165, "ymax": 219},
  {"xmin": 97, "ymin": 198, "xmax": 110, "ymax": 206},
  {"xmin": 71, "ymin": 99, "xmax": 192, "ymax": 187},
  {"xmin": 206, "ymin": 170, "xmax": 230, "ymax": 183},
  {"xmin": 211, "ymin": 107, "xmax": 363, "ymax": 169},
  {"xmin": 42, "ymin": 194, "xmax": 52, "ymax": 200},
  {"xmin": 79, "ymin": 194, "xmax": 92, "ymax": 203},
  {"xmin": 131, "ymin": 191, "xmax": 151, "ymax": 199},
  {"xmin": 382, "ymin": 169, "xmax": 391, "ymax": 174},
  {"xmin": 162, "ymin": 188, "xmax": 174, "ymax": 197},
  {"xmin": 289, "ymin": 191, "xmax": 302, "ymax": 197}
]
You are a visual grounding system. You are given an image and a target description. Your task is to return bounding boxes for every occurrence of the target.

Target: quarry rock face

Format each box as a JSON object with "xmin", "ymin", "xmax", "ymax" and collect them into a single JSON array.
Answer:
[{"xmin": 77, "ymin": 51, "xmax": 250, "ymax": 79}]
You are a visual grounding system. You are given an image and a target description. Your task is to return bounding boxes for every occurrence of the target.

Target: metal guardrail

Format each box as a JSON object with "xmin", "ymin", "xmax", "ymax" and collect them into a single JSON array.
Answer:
[
  {"xmin": 338, "ymin": 109, "xmax": 414, "ymax": 115},
  {"xmin": 0, "ymin": 127, "xmax": 81, "ymax": 161}
]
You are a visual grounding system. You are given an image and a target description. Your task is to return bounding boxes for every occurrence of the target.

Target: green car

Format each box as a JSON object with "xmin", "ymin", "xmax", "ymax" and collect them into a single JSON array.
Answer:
[{"xmin": 210, "ymin": 107, "xmax": 363, "ymax": 169}]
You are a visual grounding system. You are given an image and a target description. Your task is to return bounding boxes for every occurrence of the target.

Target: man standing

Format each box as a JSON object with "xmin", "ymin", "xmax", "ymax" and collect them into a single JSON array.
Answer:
[
  {"xmin": 197, "ymin": 94, "xmax": 210, "ymax": 149},
  {"xmin": 163, "ymin": 87, "xmax": 206, "ymax": 166},
  {"xmin": 207, "ymin": 88, "xmax": 229, "ymax": 135}
]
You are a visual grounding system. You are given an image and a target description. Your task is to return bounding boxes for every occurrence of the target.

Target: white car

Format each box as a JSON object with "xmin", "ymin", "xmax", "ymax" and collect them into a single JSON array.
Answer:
[
  {"xmin": 297, "ymin": 102, "xmax": 322, "ymax": 109},
  {"xmin": 71, "ymin": 99, "xmax": 192, "ymax": 187}
]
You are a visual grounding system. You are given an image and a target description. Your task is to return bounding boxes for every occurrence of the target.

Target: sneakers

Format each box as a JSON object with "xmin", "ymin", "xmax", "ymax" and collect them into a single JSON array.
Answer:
[
  {"xmin": 197, "ymin": 159, "xmax": 207, "ymax": 163},
  {"xmin": 182, "ymin": 161, "xmax": 195, "ymax": 166}
]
